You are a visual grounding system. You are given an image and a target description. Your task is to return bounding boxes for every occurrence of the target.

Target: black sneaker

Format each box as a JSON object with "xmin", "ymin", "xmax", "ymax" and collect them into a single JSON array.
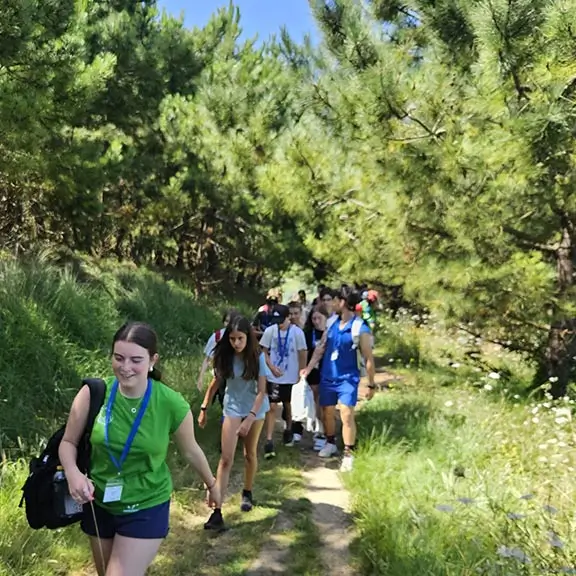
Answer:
[
  {"xmin": 204, "ymin": 509, "xmax": 226, "ymax": 532},
  {"xmin": 240, "ymin": 490, "xmax": 253, "ymax": 512},
  {"xmin": 264, "ymin": 440, "xmax": 276, "ymax": 459},
  {"xmin": 283, "ymin": 430, "xmax": 294, "ymax": 446}
]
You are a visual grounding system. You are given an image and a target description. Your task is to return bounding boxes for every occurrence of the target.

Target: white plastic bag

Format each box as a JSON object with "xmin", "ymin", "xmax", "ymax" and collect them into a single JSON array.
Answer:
[{"xmin": 291, "ymin": 376, "xmax": 316, "ymax": 432}]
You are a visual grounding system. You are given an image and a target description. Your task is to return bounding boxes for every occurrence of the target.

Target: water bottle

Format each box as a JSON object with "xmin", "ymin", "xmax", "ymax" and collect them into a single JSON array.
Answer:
[{"xmin": 53, "ymin": 466, "xmax": 83, "ymax": 518}]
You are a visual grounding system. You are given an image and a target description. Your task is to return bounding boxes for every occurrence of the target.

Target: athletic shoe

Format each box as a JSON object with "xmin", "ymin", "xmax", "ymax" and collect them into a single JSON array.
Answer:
[
  {"xmin": 293, "ymin": 433, "xmax": 302, "ymax": 443},
  {"xmin": 318, "ymin": 442, "xmax": 338, "ymax": 458},
  {"xmin": 313, "ymin": 436, "xmax": 327, "ymax": 451},
  {"xmin": 241, "ymin": 490, "xmax": 253, "ymax": 512},
  {"xmin": 283, "ymin": 430, "xmax": 294, "ymax": 446},
  {"xmin": 204, "ymin": 509, "xmax": 226, "ymax": 532},
  {"xmin": 264, "ymin": 440, "xmax": 276, "ymax": 459},
  {"xmin": 340, "ymin": 454, "xmax": 354, "ymax": 472}
]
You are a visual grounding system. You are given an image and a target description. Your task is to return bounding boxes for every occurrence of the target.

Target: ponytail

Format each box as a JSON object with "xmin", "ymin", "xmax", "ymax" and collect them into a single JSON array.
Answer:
[{"xmin": 149, "ymin": 366, "xmax": 163, "ymax": 382}]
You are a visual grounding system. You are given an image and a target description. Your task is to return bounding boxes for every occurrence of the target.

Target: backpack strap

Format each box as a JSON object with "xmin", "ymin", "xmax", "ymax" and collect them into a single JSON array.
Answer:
[
  {"xmin": 82, "ymin": 378, "xmax": 106, "ymax": 433},
  {"xmin": 351, "ymin": 318, "xmax": 363, "ymax": 350}
]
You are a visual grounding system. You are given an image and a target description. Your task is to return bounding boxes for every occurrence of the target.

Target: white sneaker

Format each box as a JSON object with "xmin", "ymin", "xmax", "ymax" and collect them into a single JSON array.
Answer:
[
  {"xmin": 293, "ymin": 433, "xmax": 302, "ymax": 443},
  {"xmin": 313, "ymin": 437, "xmax": 326, "ymax": 451},
  {"xmin": 340, "ymin": 454, "xmax": 354, "ymax": 472},
  {"xmin": 318, "ymin": 442, "xmax": 338, "ymax": 458}
]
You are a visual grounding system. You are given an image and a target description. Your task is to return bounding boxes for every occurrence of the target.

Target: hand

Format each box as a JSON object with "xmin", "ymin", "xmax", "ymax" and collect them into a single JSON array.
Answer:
[
  {"xmin": 271, "ymin": 365, "xmax": 283, "ymax": 378},
  {"xmin": 237, "ymin": 416, "xmax": 255, "ymax": 438},
  {"xmin": 206, "ymin": 481, "xmax": 221, "ymax": 508},
  {"xmin": 365, "ymin": 386, "xmax": 376, "ymax": 401},
  {"xmin": 198, "ymin": 409, "xmax": 207, "ymax": 429},
  {"xmin": 67, "ymin": 469, "xmax": 94, "ymax": 504},
  {"xmin": 300, "ymin": 367, "xmax": 310, "ymax": 378}
]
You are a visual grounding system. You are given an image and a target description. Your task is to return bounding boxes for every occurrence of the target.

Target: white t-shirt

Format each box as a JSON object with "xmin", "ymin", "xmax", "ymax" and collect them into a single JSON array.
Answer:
[
  {"xmin": 260, "ymin": 324, "xmax": 307, "ymax": 385},
  {"xmin": 203, "ymin": 329, "xmax": 224, "ymax": 359}
]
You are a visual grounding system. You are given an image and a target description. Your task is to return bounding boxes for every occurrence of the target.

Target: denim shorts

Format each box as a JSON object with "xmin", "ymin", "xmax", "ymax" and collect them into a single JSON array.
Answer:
[{"xmin": 81, "ymin": 500, "xmax": 170, "ymax": 539}]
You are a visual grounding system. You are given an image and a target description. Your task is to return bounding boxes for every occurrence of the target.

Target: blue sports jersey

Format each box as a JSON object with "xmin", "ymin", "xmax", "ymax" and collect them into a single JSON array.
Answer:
[{"xmin": 320, "ymin": 317, "xmax": 371, "ymax": 382}]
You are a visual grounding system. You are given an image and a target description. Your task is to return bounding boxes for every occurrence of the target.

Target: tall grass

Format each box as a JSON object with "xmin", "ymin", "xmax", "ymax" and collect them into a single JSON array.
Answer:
[
  {"xmin": 349, "ymin": 314, "xmax": 576, "ymax": 575},
  {"xmin": 0, "ymin": 257, "xmax": 236, "ymax": 576}
]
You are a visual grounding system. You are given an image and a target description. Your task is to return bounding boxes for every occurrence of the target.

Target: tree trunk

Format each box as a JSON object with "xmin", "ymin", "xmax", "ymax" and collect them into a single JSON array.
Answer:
[{"xmin": 543, "ymin": 217, "xmax": 576, "ymax": 398}]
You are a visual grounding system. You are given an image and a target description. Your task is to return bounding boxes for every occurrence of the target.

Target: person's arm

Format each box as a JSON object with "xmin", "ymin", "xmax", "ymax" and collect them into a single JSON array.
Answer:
[
  {"xmin": 359, "ymin": 332, "xmax": 376, "ymax": 400},
  {"xmin": 261, "ymin": 328, "xmax": 282, "ymax": 377},
  {"xmin": 198, "ymin": 376, "xmax": 220, "ymax": 428},
  {"xmin": 196, "ymin": 356, "xmax": 211, "ymax": 391},
  {"xmin": 174, "ymin": 412, "xmax": 221, "ymax": 506},
  {"xmin": 297, "ymin": 331, "xmax": 307, "ymax": 372},
  {"xmin": 58, "ymin": 386, "xmax": 95, "ymax": 504},
  {"xmin": 302, "ymin": 333, "xmax": 327, "ymax": 376}
]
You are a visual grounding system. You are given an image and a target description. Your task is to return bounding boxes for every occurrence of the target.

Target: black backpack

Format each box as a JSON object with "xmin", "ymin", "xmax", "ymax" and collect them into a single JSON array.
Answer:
[{"xmin": 19, "ymin": 378, "xmax": 106, "ymax": 530}]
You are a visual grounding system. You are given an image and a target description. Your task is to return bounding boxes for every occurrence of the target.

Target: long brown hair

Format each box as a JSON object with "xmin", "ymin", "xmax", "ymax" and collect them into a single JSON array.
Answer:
[{"xmin": 213, "ymin": 315, "xmax": 260, "ymax": 380}]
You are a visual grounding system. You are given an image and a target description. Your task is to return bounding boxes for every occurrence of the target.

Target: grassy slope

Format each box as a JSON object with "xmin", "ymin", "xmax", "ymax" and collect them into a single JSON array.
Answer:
[
  {"xmin": 349, "ymin": 315, "xmax": 576, "ymax": 575},
  {"xmin": 0, "ymin": 257, "xmax": 321, "ymax": 576}
]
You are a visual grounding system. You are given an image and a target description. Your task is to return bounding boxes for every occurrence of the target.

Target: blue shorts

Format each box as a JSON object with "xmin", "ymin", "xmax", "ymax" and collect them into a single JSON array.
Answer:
[
  {"xmin": 81, "ymin": 500, "xmax": 170, "ymax": 540},
  {"xmin": 319, "ymin": 378, "xmax": 359, "ymax": 408}
]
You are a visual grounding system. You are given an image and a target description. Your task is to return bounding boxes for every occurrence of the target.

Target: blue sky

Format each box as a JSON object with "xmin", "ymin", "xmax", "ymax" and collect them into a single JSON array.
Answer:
[{"xmin": 158, "ymin": 1, "xmax": 319, "ymax": 44}]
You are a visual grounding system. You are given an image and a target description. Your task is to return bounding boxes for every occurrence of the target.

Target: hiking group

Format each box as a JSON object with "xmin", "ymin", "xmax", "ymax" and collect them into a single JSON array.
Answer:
[{"xmin": 24, "ymin": 283, "xmax": 379, "ymax": 575}]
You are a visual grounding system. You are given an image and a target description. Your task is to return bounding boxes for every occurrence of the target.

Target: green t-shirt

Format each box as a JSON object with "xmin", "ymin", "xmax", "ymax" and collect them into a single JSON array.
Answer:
[{"xmin": 89, "ymin": 376, "xmax": 190, "ymax": 515}]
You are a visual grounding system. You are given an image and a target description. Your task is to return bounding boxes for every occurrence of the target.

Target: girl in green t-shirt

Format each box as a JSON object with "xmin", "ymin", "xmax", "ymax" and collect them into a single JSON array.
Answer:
[
  {"xmin": 198, "ymin": 315, "xmax": 270, "ymax": 531},
  {"xmin": 59, "ymin": 322, "xmax": 220, "ymax": 576}
]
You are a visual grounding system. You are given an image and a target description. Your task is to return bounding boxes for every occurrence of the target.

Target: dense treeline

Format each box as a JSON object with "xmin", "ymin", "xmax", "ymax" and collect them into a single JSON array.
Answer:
[{"xmin": 3, "ymin": 0, "xmax": 576, "ymax": 395}]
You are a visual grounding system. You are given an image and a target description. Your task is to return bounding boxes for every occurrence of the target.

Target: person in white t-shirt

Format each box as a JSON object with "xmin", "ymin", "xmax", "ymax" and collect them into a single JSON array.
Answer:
[
  {"xmin": 197, "ymin": 309, "xmax": 238, "ymax": 392},
  {"xmin": 260, "ymin": 304, "xmax": 307, "ymax": 458}
]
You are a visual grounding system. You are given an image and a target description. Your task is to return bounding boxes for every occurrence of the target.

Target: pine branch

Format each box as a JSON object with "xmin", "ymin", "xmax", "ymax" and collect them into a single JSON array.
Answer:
[
  {"xmin": 503, "ymin": 225, "xmax": 558, "ymax": 254},
  {"xmin": 457, "ymin": 324, "xmax": 536, "ymax": 354}
]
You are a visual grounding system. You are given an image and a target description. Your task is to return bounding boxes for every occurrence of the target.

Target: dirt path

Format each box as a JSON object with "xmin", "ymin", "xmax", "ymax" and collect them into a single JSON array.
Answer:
[{"xmin": 301, "ymin": 455, "xmax": 356, "ymax": 576}]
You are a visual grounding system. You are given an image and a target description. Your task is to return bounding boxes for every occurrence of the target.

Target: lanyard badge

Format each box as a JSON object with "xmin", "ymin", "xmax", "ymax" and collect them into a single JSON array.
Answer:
[
  {"xmin": 103, "ymin": 379, "xmax": 151, "ymax": 502},
  {"xmin": 276, "ymin": 325, "xmax": 292, "ymax": 369}
]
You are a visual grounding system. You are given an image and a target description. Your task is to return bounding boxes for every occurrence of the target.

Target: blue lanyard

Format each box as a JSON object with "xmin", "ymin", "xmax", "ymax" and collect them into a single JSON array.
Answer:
[
  {"xmin": 105, "ymin": 379, "xmax": 152, "ymax": 473},
  {"xmin": 277, "ymin": 325, "xmax": 291, "ymax": 366},
  {"xmin": 312, "ymin": 330, "xmax": 317, "ymax": 348}
]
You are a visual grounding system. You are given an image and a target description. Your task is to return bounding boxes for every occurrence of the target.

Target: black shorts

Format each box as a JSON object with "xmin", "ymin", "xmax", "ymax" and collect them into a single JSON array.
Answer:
[{"xmin": 267, "ymin": 381, "xmax": 294, "ymax": 404}]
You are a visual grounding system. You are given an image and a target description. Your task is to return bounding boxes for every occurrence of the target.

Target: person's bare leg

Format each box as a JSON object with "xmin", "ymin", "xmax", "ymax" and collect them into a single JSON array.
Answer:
[
  {"xmin": 339, "ymin": 404, "xmax": 356, "ymax": 447},
  {"xmin": 323, "ymin": 405, "xmax": 337, "ymax": 438},
  {"xmin": 265, "ymin": 403, "xmax": 279, "ymax": 441},
  {"xmin": 243, "ymin": 420, "xmax": 265, "ymax": 490},
  {"xmin": 89, "ymin": 537, "xmax": 113, "ymax": 576},
  {"xmin": 216, "ymin": 416, "xmax": 242, "ymax": 502},
  {"xmin": 283, "ymin": 400, "xmax": 292, "ymax": 431},
  {"xmin": 105, "ymin": 535, "xmax": 163, "ymax": 576}
]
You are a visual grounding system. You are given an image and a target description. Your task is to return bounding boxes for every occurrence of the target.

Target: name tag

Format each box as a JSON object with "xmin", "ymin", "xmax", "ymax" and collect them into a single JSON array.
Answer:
[
  {"xmin": 331, "ymin": 351, "xmax": 339, "ymax": 361},
  {"xmin": 103, "ymin": 478, "xmax": 124, "ymax": 503}
]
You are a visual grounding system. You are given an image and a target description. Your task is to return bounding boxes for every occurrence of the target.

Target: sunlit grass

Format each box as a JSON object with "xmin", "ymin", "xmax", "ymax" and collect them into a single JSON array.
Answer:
[{"xmin": 348, "ymin": 313, "xmax": 576, "ymax": 575}]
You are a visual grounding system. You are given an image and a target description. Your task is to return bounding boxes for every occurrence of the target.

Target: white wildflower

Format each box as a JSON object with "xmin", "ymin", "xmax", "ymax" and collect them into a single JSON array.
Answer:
[
  {"xmin": 488, "ymin": 372, "xmax": 500, "ymax": 380},
  {"xmin": 445, "ymin": 401, "xmax": 454, "ymax": 407},
  {"xmin": 484, "ymin": 384, "xmax": 493, "ymax": 391}
]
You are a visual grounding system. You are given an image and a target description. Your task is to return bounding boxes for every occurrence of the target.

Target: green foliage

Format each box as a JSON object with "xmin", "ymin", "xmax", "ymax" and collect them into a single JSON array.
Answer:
[
  {"xmin": 348, "ymin": 341, "xmax": 576, "ymax": 574},
  {"xmin": 0, "ymin": 256, "xmax": 227, "ymax": 456}
]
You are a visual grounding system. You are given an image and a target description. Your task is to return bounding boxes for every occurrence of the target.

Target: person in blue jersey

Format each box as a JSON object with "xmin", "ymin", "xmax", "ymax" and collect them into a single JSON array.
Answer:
[
  {"xmin": 198, "ymin": 315, "xmax": 270, "ymax": 531},
  {"xmin": 303, "ymin": 285, "xmax": 376, "ymax": 472}
]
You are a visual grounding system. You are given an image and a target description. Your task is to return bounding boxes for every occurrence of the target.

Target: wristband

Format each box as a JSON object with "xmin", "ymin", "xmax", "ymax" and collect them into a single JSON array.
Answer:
[
  {"xmin": 249, "ymin": 410, "xmax": 257, "ymax": 417},
  {"xmin": 200, "ymin": 406, "xmax": 207, "ymax": 411}
]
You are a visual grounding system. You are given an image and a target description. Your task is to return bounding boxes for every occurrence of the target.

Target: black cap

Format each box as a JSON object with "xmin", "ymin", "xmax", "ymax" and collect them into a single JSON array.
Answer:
[{"xmin": 271, "ymin": 304, "xmax": 290, "ymax": 324}]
